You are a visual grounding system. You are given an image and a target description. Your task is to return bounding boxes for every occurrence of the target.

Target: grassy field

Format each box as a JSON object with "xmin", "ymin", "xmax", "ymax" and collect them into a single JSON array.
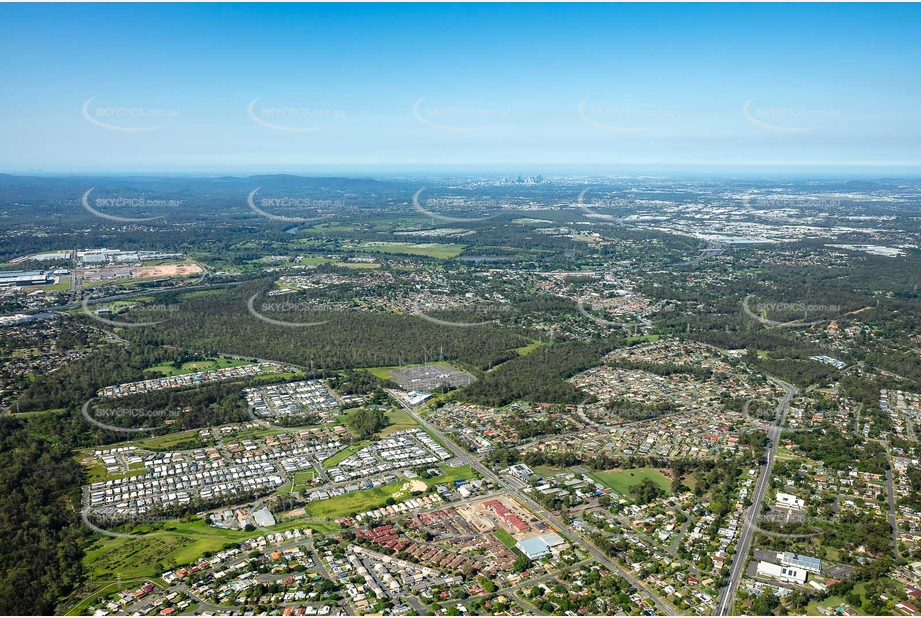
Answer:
[
  {"xmin": 43, "ymin": 276, "xmax": 72, "ymax": 292},
  {"xmin": 514, "ymin": 340, "xmax": 544, "ymax": 357},
  {"xmin": 626, "ymin": 334, "xmax": 661, "ymax": 344},
  {"xmin": 86, "ymin": 467, "xmax": 147, "ymax": 483},
  {"xmin": 289, "ymin": 469, "xmax": 316, "ymax": 491},
  {"xmin": 301, "ymin": 464, "xmax": 476, "ymax": 520},
  {"xmin": 805, "ymin": 583, "xmax": 868, "ymax": 615},
  {"xmin": 65, "ymin": 578, "xmax": 157, "ymax": 616},
  {"xmin": 84, "ymin": 524, "xmax": 220, "ymax": 579},
  {"xmin": 588, "ymin": 468, "xmax": 672, "ymax": 496},
  {"xmin": 358, "ymin": 241, "xmax": 465, "ymax": 259},
  {"xmin": 302, "ymin": 481, "xmax": 406, "ymax": 519},
  {"xmin": 494, "ymin": 528, "xmax": 516, "ymax": 549},
  {"xmin": 425, "ymin": 464, "xmax": 476, "ymax": 488},
  {"xmin": 143, "ymin": 357, "xmax": 253, "ymax": 377},
  {"xmin": 83, "ymin": 515, "xmax": 337, "ymax": 581},
  {"xmin": 379, "ymin": 407, "xmax": 420, "ymax": 436},
  {"xmin": 334, "ymin": 261, "xmax": 381, "ymax": 269},
  {"xmin": 9, "ymin": 407, "xmax": 63, "ymax": 417},
  {"xmin": 531, "ymin": 465, "xmax": 565, "ymax": 479},
  {"xmin": 322, "ymin": 442, "xmax": 370, "ymax": 468}
]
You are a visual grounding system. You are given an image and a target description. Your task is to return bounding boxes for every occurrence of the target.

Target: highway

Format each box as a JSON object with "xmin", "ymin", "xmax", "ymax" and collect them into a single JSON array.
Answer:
[
  {"xmin": 15, "ymin": 279, "xmax": 241, "ymax": 315},
  {"xmin": 881, "ymin": 440, "xmax": 900, "ymax": 560},
  {"xmin": 714, "ymin": 378, "xmax": 797, "ymax": 616}
]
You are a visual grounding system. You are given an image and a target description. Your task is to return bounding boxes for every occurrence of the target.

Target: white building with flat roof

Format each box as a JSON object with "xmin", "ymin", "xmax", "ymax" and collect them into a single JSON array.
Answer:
[
  {"xmin": 776, "ymin": 492, "xmax": 805, "ymax": 510},
  {"xmin": 757, "ymin": 561, "xmax": 807, "ymax": 585}
]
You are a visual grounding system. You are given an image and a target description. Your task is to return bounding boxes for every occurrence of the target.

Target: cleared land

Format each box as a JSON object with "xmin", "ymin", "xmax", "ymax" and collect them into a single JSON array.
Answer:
[
  {"xmin": 358, "ymin": 242, "xmax": 465, "ymax": 259},
  {"xmin": 83, "ymin": 517, "xmax": 334, "ymax": 580},
  {"xmin": 143, "ymin": 357, "xmax": 253, "ymax": 377},
  {"xmin": 587, "ymin": 468, "xmax": 672, "ymax": 496},
  {"xmin": 379, "ymin": 407, "xmax": 420, "ymax": 436}
]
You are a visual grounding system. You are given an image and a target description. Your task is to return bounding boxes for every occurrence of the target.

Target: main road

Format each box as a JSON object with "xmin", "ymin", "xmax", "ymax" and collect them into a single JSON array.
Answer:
[
  {"xmin": 714, "ymin": 378, "xmax": 797, "ymax": 616},
  {"xmin": 398, "ymin": 399, "xmax": 679, "ymax": 616}
]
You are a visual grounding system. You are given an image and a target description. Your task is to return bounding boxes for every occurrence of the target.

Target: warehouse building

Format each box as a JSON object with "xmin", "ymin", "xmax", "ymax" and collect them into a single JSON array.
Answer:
[{"xmin": 0, "ymin": 270, "xmax": 52, "ymax": 287}]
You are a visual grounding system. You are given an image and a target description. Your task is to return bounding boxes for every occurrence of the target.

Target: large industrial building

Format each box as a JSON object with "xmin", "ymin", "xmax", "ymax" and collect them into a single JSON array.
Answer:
[{"xmin": 0, "ymin": 270, "xmax": 53, "ymax": 287}]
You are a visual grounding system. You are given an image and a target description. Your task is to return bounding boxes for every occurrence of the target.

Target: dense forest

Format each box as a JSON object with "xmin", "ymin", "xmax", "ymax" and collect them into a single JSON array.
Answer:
[
  {"xmin": 0, "ymin": 416, "xmax": 88, "ymax": 614},
  {"xmin": 457, "ymin": 339, "xmax": 618, "ymax": 406},
  {"xmin": 113, "ymin": 281, "xmax": 532, "ymax": 372}
]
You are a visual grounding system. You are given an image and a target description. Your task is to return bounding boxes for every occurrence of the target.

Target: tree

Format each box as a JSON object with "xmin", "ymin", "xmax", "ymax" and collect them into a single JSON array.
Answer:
[
  {"xmin": 345, "ymin": 408, "xmax": 389, "ymax": 439},
  {"xmin": 514, "ymin": 554, "xmax": 531, "ymax": 573}
]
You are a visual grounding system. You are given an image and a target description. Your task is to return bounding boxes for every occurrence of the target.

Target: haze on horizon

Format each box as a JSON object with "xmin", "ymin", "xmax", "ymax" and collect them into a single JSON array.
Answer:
[{"xmin": 0, "ymin": 3, "xmax": 919, "ymax": 175}]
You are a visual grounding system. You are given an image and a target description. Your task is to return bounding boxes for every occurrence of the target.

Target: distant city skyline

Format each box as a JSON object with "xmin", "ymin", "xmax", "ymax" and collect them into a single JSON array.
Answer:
[{"xmin": 1, "ymin": 3, "xmax": 919, "ymax": 174}]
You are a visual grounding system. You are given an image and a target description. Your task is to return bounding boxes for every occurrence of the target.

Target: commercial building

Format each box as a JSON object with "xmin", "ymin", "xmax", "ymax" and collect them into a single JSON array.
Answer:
[
  {"xmin": 516, "ymin": 537, "xmax": 551, "ymax": 560},
  {"xmin": 776, "ymin": 492, "xmax": 806, "ymax": 510},
  {"xmin": 0, "ymin": 270, "xmax": 52, "ymax": 287},
  {"xmin": 509, "ymin": 463, "xmax": 535, "ymax": 481},
  {"xmin": 780, "ymin": 551, "xmax": 822, "ymax": 574},
  {"xmin": 252, "ymin": 506, "xmax": 276, "ymax": 527},
  {"xmin": 757, "ymin": 561, "xmax": 807, "ymax": 585}
]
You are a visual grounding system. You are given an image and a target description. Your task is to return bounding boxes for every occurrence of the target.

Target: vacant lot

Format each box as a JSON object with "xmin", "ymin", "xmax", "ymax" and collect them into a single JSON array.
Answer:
[
  {"xmin": 379, "ymin": 407, "xmax": 420, "ymax": 436},
  {"xmin": 144, "ymin": 357, "xmax": 253, "ymax": 377},
  {"xmin": 359, "ymin": 242, "xmax": 465, "ymax": 259},
  {"xmin": 588, "ymin": 468, "xmax": 672, "ymax": 496},
  {"xmin": 134, "ymin": 262, "xmax": 203, "ymax": 278},
  {"xmin": 84, "ymin": 516, "xmax": 333, "ymax": 580},
  {"xmin": 303, "ymin": 481, "xmax": 405, "ymax": 519}
]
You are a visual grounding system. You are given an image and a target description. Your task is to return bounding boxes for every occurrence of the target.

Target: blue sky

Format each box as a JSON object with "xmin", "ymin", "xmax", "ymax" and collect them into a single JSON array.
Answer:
[{"xmin": 0, "ymin": 3, "xmax": 918, "ymax": 175}]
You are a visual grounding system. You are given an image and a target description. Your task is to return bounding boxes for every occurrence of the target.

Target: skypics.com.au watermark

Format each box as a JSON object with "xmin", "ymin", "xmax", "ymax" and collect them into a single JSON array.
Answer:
[
  {"xmin": 603, "ymin": 407, "xmax": 680, "ymax": 422},
  {"xmin": 577, "ymin": 188, "xmax": 628, "ymax": 223},
  {"xmin": 576, "ymin": 297, "xmax": 656, "ymax": 331},
  {"xmin": 424, "ymin": 107, "xmax": 510, "ymax": 119},
  {"xmin": 412, "ymin": 188, "xmax": 499, "ymax": 224},
  {"xmin": 244, "ymin": 401, "xmax": 315, "ymax": 432},
  {"xmin": 742, "ymin": 295, "xmax": 840, "ymax": 329},
  {"xmin": 578, "ymin": 98, "xmax": 673, "ymax": 132},
  {"xmin": 247, "ymin": 97, "xmax": 344, "ymax": 132},
  {"xmin": 743, "ymin": 508, "xmax": 826, "ymax": 540},
  {"xmin": 93, "ymin": 407, "xmax": 181, "ymax": 420},
  {"xmin": 415, "ymin": 302, "xmax": 515, "ymax": 328},
  {"xmin": 756, "ymin": 301, "xmax": 841, "ymax": 314},
  {"xmin": 412, "ymin": 98, "xmax": 510, "ymax": 132},
  {"xmin": 247, "ymin": 292, "xmax": 330, "ymax": 328},
  {"xmin": 82, "ymin": 509, "xmax": 185, "ymax": 539},
  {"xmin": 81, "ymin": 299, "xmax": 179, "ymax": 328},
  {"xmin": 82, "ymin": 188, "xmax": 178, "ymax": 223},
  {"xmin": 82, "ymin": 97, "xmax": 178, "ymax": 132},
  {"xmin": 94, "ymin": 197, "xmax": 183, "ymax": 209},
  {"xmin": 742, "ymin": 97, "xmax": 840, "ymax": 132},
  {"xmin": 247, "ymin": 188, "xmax": 338, "ymax": 223},
  {"xmin": 255, "ymin": 300, "xmax": 346, "ymax": 315},
  {"xmin": 81, "ymin": 399, "xmax": 180, "ymax": 434}
]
